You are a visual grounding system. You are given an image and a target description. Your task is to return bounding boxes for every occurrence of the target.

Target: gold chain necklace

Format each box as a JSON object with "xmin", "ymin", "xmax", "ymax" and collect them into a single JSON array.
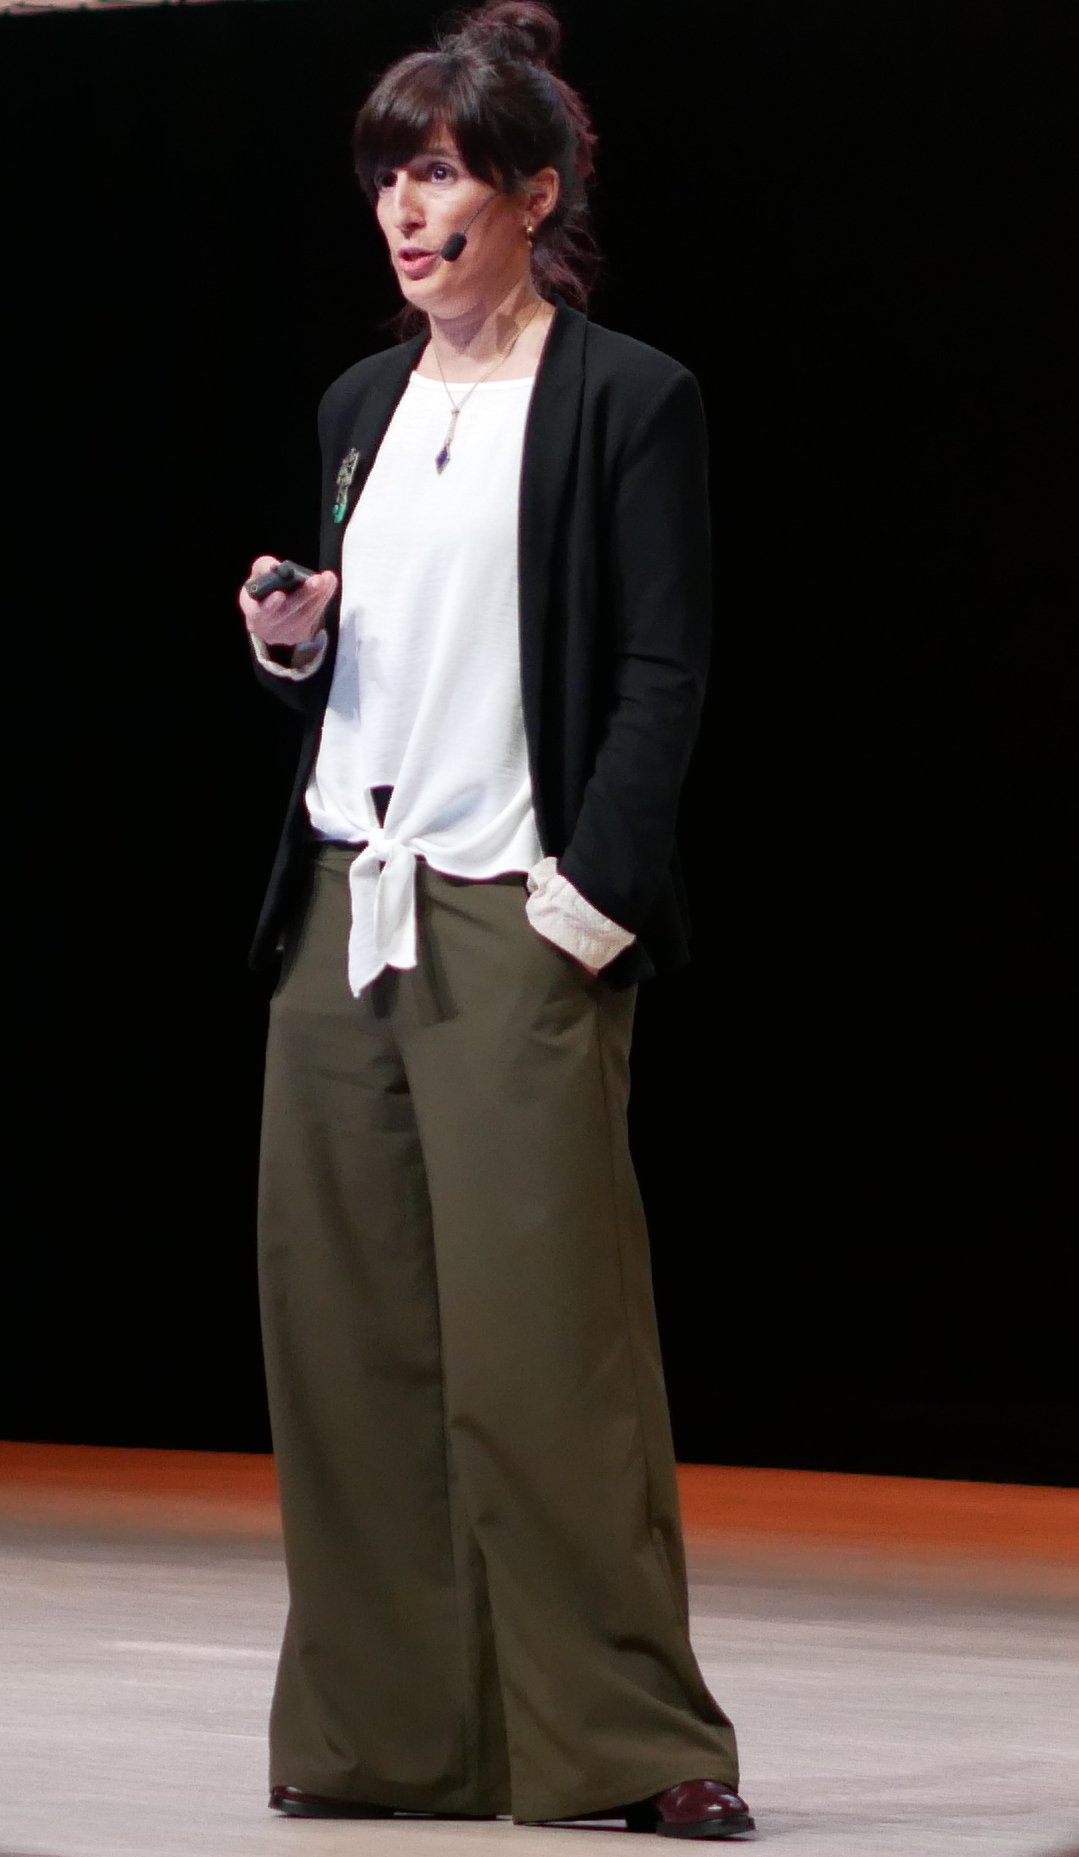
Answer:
[{"xmin": 430, "ymin": 300, "xmax": 541, "ymax": 473}]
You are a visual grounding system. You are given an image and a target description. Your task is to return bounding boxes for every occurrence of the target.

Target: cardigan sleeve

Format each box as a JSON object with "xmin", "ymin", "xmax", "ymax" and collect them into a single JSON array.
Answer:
[
  {"xmin": 248, "ymin": 381, "xmax": 345, "ymax": 715},
  {"xmin": 557, "ymin": 367, "xmax": 712, "ymax": 933},
  {"xmin": 249, "ymin": 630, "xmax": 328, "ymax": 681},
  {"xmin": 251, "ymin": 623, "xmax": 336, "ymax": 714}
]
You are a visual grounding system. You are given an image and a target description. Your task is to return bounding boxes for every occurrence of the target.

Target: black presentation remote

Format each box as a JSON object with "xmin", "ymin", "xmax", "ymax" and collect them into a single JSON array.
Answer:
[{"xmin": 245, "ymin": 560, "xmax": 316, "ymax": 600}]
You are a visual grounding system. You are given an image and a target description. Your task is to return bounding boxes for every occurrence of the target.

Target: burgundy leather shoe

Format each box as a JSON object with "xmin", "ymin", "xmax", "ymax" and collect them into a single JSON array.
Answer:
[{"xmin": 624, "ymin": 1778, "xmax": 755, "ymax": 1839}]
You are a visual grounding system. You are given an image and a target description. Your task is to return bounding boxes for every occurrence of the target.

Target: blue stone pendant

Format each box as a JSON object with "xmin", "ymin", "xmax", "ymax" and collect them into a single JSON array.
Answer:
[{"xmin": 435, "ymin": 406, "xmax": 459, "ymax": 473}]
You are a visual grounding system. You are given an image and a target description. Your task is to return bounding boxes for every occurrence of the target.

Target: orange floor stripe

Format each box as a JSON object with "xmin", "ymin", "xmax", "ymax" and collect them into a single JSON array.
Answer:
[
  {"xmin": 1, "ymin": 1443, "xmax": 1077, "ymax": 1582},
  {"xmin": 676, "ymin": 1460, "xmax": 1079, "ymax": 1563}
]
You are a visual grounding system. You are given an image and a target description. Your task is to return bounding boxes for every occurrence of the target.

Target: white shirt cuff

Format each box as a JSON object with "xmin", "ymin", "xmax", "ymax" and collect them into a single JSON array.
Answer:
[
  {"xmin": 525, "ymin": 856, "xmax": 636, "ymax": 974},
  {"xmin": 249, "ymin": 630, "xmax": 328, "ymax": 680}
]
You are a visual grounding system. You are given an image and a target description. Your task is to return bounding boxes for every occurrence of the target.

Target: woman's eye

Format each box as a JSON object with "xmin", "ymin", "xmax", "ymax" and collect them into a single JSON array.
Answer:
[
  {"xmin": 428, "ymin": 162, "xmax": 453, "ymax": 182},
  {"xmin": 374, "ymin": 169, "xmax": 397, "ymax": 192}
]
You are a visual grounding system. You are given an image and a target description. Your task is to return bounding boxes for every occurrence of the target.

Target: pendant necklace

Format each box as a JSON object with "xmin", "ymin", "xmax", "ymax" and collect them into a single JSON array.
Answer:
[{"xmin": 430, "ymin": 300, "xmax": 541, "ymax": 473}]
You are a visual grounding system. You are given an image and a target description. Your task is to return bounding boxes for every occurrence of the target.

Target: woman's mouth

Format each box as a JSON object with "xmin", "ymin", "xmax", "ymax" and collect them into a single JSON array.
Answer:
[{"xmin": 397, "ymin": 247, "xmax": 440, "ymax": 280}]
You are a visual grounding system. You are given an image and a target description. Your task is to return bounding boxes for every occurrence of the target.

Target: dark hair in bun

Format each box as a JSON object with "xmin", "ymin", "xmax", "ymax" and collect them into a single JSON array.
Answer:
[
  {"xmin": 353, "ymin": 1, "xmax": 598, "ymax": 314},
  {"xmin": 460, "ymin": 1, "xmax": 562, "ymax": 68},
  {"xmin": 462, "ymin": 1, "xmax": 564, "ymax": 66}
]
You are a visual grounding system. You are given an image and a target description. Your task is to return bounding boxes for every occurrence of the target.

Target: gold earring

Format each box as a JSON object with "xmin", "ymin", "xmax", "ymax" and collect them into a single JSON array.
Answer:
[{"xmin": 525, "ymin": 221, "xmax": 535, "ymax": 246}]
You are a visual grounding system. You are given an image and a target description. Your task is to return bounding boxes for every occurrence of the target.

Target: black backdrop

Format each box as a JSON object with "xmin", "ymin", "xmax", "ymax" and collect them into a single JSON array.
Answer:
[{"xmin": 5, "ymin": 0, "xmax": 1076, "ymax": 1482}]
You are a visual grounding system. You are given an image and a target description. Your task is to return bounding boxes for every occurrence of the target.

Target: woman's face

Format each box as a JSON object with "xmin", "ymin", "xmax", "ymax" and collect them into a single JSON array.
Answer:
[{"xmin": 374, "ymin": 128, "xmax": 541, "ymax": 314}]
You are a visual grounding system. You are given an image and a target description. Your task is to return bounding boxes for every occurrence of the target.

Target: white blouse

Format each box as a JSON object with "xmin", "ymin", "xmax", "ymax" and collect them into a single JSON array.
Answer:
[{"xmin": 253, "ymin": 369, "xmax": 634, "ymax": 994}]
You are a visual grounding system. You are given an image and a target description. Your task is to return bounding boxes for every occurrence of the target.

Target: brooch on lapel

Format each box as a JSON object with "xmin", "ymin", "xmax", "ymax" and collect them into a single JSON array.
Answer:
[{"xmin": 332, "ymin": 448, "xmax": 361, "ymax": 524}]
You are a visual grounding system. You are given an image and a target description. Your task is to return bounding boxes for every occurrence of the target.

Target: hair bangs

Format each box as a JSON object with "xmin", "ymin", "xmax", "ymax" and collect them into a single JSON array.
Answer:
[{"xmin": 353, "ymin": 52, "xmax": 504, "ymax": 201}]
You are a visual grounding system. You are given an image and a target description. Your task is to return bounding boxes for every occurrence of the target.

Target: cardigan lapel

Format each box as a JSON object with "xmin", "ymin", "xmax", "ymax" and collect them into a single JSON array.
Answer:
[
  {"xmin": 322, "ymin": 332, "xmax": 427, "ymax": 571},
  {"xmin": 517, "ymin": 302, "xmax": 587, "ymax": 786}
]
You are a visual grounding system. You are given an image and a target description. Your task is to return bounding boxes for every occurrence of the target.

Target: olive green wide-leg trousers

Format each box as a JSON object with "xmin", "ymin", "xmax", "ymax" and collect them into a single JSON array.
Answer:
[{"xmin": 257, "ymin": 847, "xmax": 739, "ymax": 1823}]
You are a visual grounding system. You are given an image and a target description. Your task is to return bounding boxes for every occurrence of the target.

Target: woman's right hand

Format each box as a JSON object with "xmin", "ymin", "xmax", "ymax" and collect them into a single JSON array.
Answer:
[{"xmin": 238, "ymin": 556, "xmax": 339, "ymax": 649}]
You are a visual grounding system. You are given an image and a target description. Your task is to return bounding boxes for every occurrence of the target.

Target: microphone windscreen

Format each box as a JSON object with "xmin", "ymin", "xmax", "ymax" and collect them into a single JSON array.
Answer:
[{"xmin": 440, "ymin": 232, "xmax": 467, "ymax": 262}]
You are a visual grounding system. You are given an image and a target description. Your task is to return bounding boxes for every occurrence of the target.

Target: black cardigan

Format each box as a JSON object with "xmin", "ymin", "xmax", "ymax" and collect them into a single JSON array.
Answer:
[{"xmin": 250, "ymin": 301, "xmax": 712, "ymax": 987}]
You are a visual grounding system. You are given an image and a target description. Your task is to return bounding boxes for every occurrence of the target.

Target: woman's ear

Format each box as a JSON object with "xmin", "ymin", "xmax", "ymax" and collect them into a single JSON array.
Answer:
[{"xmin": 526, "ymin": 166, "xmax": 561, "ymax": 228}]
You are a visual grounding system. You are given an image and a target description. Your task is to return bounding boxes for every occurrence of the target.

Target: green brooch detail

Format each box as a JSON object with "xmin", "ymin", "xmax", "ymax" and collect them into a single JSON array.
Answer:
[{"xmin": 333, "ymin": 448, "xmax": 361, "ymax": 524}]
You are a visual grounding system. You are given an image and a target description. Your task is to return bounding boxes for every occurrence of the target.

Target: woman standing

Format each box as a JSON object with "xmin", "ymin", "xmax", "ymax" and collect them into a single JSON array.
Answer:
[{"xmin": 239, "ymin": 2, "xmax": 752, "ymax": 1840}]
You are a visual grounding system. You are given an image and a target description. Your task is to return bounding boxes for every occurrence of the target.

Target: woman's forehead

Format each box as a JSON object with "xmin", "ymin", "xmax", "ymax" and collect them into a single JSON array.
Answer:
[
  {"xmin": 379, "ymin": 124, "xmax": 463, "ymax": 168},
  {"xmin": 417, "ymin": 127, "xmax": 463, "ymax": 161}
]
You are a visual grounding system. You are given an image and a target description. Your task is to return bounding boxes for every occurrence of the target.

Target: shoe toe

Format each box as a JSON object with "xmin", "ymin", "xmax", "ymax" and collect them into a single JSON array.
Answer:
[{"xmin": 630, "ymin": 1777, "xmax": 755, "ymax": 1839}]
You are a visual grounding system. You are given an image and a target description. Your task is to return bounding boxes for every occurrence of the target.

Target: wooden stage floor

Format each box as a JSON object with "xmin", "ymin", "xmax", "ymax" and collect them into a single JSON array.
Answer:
[{"xmin": 1, "ymin": 1445, "xmax": 1077, "ymax": 1857}]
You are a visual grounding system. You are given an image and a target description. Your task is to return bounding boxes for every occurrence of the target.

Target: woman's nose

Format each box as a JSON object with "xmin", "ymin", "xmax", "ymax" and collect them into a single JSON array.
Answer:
[{"xmin": 391, "ymin": 173, "xmax": 423, "ymax": 229}]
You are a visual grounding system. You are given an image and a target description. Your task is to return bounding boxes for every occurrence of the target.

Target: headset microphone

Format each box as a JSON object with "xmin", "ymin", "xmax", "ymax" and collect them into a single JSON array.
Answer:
[{"xmin": 438, "ymin": 193, "xmax": 497, "ymax": 262}]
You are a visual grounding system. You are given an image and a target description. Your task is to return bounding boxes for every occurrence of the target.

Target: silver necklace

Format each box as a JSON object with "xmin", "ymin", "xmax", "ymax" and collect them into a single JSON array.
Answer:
[{"xmin": 430, "ymin": 301, "xmax": 541, "ymax": 473}]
